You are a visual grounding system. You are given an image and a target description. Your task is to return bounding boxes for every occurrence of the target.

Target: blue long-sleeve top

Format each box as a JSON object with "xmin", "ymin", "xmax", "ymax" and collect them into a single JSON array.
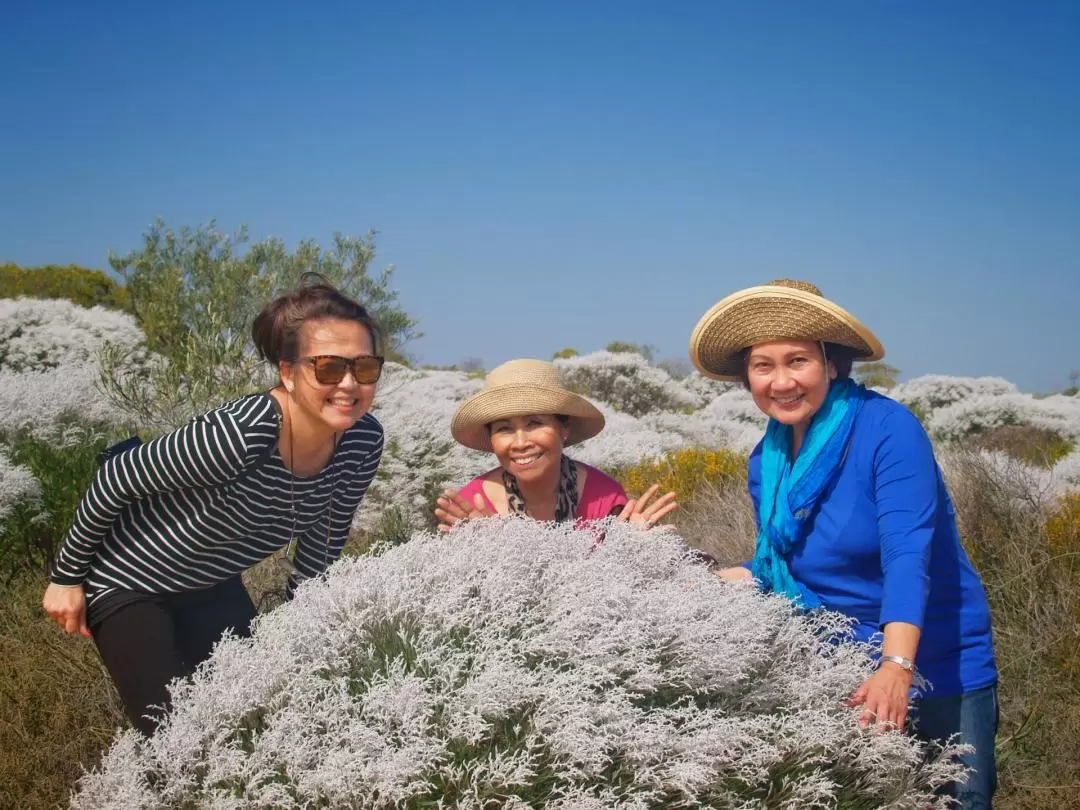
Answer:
[{"xmin": 747, "ymin": 390, "xmax": 997, "ymax": 698}]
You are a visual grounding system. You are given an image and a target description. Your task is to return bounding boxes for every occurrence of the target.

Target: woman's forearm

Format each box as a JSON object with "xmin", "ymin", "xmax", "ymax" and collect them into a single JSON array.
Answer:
[{"xmin": 881, "ymin": 621, "xmax": 921, "ymax": 663}]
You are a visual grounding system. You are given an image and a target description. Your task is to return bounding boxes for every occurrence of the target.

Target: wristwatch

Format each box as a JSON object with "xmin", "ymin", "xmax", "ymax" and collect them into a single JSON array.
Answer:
[{"xmin": 880, "ymin": 655, "xmax": 914, "ymax": 671}]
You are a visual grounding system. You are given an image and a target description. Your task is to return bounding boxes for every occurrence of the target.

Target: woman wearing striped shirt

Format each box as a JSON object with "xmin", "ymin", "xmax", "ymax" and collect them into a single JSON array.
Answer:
[{"xmin": 42, "ymin": 277, "xmax": 386, "ymax": 735}]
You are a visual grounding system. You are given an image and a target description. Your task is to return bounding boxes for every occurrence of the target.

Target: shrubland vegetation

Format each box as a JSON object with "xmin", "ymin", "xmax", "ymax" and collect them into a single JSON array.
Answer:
[{"xmin": 2, "ymin": 246, "xmax": 1079, "ymax": 808}]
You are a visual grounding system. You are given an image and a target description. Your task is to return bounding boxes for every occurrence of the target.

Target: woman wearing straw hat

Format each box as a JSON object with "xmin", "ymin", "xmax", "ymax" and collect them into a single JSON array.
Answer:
[
  {"xmin": 688, "ymin": 280, "xmax": 998, "ymax": 809},
  {"xmin": 435, "ymin": 359, "xmax": 677, "ymax": 530}
]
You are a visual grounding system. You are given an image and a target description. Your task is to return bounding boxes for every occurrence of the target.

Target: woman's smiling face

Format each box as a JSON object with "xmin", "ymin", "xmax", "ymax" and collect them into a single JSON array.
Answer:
[
  {"xmin": 745, "ymin": 340, "xmax": 836, "ymax": 429},
  {"xmin": 488, "ymin": 414, "xmax": 569, "ymax": 483}
]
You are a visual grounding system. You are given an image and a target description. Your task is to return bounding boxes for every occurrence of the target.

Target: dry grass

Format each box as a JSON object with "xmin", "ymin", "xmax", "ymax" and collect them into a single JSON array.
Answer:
[
  {"xmin": 941, "ymin": 450, "xmax": 1080, "ymax": 809},
  {"xmin": 669, "ymin": 478, "xmax": 757, "ymax": 566},
  {"xmin": 0, "ymin": 574, "xmax": 125, "ymax": 810}
]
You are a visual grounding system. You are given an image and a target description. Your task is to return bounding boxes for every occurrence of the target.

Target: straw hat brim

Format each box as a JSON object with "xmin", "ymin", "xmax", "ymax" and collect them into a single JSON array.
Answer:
[
  {"xmin": 451, "ymin": 384, "xmax": 606, "ymax": 452},
  {"xmin": 689, "ymin": 285, "xmax": 884, "ymax": 381}
]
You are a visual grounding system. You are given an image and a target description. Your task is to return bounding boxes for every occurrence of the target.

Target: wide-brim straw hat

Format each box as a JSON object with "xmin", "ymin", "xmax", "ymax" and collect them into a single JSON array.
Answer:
[
  {"xmin": 688, "ymin": 279, "xmax": 885, "ymax": 381},
  {"xmin": 451, "ymin": 359, "xmax": 606, "ymax": 452}
]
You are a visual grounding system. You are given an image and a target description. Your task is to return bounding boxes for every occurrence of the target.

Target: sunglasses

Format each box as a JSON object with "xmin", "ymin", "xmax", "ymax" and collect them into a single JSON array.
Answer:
[{"xmin": 298, "ymin": 354, "xmax": 385, "ymax": 385}]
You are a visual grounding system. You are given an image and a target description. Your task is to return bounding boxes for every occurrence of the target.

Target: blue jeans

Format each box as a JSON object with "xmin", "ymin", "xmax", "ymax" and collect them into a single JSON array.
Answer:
[{"xmin": 911, "ymin": 684, "xmax": 999, "ymax": 810}]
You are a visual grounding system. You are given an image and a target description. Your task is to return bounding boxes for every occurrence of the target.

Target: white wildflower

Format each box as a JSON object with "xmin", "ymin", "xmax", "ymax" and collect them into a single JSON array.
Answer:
[{"xmin": 0, "ymin": 445, "xmax": 41, "ymax": 528}]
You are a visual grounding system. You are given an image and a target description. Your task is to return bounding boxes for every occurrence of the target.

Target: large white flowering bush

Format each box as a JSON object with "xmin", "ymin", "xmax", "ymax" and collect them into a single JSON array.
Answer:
[
  {"xmin": 555, "ymin": 351, "xmax": 697, "ymax": 416},
  {"xmin": 0, "ymin": 298, "xmax": 147, "ymax": 441},
  {"xmin": 72, "ymin": 520, "xmax": 965, "ymax": 809},
  {"xmin": 0, "ymin": 297, "xmax": 145, "ymax": 372},
  {"xmin": 0, "ymin": 366, "xmax": 136, "ymax": 440},
  {"xmin": 891, "ymin": 375, "xmax": 1019, "ymax": 415},
  {"xmin": 1050, "ymin": 450, "xmax": 1080, "ymax": 493},
  {"xmin": 928, "ymin": 393, "xmax": 1080, "ymax": 443}
]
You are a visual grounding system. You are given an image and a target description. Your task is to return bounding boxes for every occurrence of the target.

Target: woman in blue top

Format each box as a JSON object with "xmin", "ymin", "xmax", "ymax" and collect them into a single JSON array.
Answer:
[{"xmin": 688, "ymin": 279, "xmax": 998, "ymax": 809}]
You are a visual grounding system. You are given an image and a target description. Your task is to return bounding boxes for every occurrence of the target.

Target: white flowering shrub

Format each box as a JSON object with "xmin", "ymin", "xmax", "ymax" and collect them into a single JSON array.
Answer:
[
  {"xmin": 661, "ymin": 390, "xmax": 770, "ymax": 455},
  {"xmin": 0, "ymin": 366, "xmax": 135, "ymax": 440},
  {"xmin": 1050, "ymin": 450, "xmax": 1080, "ymax": 496},
  {"xmin": 0, "ymin": 297, "xmax": 145, "ymax": 372},
  {"xmin": 357, "ymin": 364, "xmax": 489, "ymax": 528},
  {"xmin": 0, "ymin": 447, "xmax": 40, "ymax": 528},
  {"xmin": 678, "ymin": 372, "xmax": 741, "ymax": 410},
  {"xmin": 891, "ymin": 375, "xmax": 1019, "ymax": 416},
  {"xmin": 570, "ymin": 404, "xmax": 689, "ymax": 470},
  {"xmin": 928, "ymin": 393, "xmax": 1080, "ymax": 443},
  {"xmin": 72, "ymin": 520, "xmax": 965, "ymax": 809},
  {"xmin": 555, "ymin": 351, "xmax": 696, "ymax": 416},
  {"xmin": 0, "ymin": 298, "xmax": 149, "ymax": 439}
]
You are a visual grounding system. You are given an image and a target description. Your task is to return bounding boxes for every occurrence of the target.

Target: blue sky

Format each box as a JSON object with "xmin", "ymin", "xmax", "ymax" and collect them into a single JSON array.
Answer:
[{"xmin": 2, "ymin": 1, "xmax": 1077, "ymax": 392}]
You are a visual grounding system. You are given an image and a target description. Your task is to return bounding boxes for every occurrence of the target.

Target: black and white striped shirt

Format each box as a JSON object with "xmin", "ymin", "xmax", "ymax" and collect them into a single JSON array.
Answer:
[{"xmin": 51, "ymin": 393, "xmax": 384, "ymax": 606}]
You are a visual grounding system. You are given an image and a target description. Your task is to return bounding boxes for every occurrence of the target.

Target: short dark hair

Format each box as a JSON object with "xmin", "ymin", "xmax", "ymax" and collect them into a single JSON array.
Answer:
[
  {"xmin": 734, "ymin": 342, "xmax": 857, "ymax": 389},
  {"xmin": 251, "ymin": 273, "xmax": 381, "ymax": 365}
]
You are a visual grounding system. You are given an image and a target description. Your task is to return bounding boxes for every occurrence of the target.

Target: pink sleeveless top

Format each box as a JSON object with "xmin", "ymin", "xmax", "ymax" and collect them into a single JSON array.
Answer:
[{"xmin": 457, "ymin": 461, "xmax": 628, "ymax": 521}]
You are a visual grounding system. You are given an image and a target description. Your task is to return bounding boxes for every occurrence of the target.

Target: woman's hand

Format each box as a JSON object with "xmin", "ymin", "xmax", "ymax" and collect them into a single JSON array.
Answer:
[
  {"xmin": 42, "ymin": 583, "xmax": 91, "ymax": 637},
  {"xmin": 716, "ymin": 566, "xmax": 754, "ymax": 583},
  {"xmin": 847, "ymin": 662, "xmax": 913, "ymax": 731},
  {"xmin": 616, "ymin": 484, "xmax": 678, "ymax": 529},
  {"xmin": 435, "ymin": 489, "xmax": 495, "ymax": 532}
]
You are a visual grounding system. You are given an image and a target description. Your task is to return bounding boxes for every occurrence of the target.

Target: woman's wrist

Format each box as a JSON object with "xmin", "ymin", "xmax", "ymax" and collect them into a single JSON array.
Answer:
[
  {"xmin": 47, "ymin": 577, "xmax": 84, "ymax": 589},
  {"xmin": 877, "ymin": 659, "xmax": 915, "ymax": 682},
  {"xmin": 879, "ymin": 654, "xmax": 914, "ymax": 671}
]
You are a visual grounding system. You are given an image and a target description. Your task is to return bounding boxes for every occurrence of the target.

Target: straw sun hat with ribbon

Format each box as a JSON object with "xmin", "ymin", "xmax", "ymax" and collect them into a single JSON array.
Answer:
[
  {"xmin": 688, "ymin": 279, "xmax": 885, "ymax": 382},
  {"xmin": 451, "ymin": 359, "xmax": 606, "ymax": 452}
]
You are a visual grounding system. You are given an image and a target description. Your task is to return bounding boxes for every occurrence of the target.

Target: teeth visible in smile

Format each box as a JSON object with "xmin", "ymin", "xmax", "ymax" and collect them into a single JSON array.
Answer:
[
  {"xmin": 329, "ymin": 399, "xmax": 357, "ymax": 406},
  {"xmin": 513, "ymin": 454, "xmax": 541, "ymax": 466},
  {"xmin": 774, "ymin": 394, "xmax": 804, "ymax": 404}
]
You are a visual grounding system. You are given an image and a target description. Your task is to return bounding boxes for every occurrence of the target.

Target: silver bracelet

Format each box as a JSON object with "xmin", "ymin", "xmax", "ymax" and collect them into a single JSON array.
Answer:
[{"xmin": 880, "ymin": 654, "xmax": 914, "ymax": 671}]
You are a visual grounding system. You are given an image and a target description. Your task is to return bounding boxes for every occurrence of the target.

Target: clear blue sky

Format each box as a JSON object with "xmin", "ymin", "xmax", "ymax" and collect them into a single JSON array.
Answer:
[{"xmin": 2, "ymin": 1, "xmax": 1077, "ymax": 392}]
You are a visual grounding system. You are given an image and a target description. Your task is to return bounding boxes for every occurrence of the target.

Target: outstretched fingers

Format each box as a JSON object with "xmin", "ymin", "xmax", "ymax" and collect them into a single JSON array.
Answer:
[
  {"xmin": 642, "ymin": 491, "xmax": 678, "ymax": 524},
  {"xmin": 435, "ymin": 489, "xmax": 495, "ymax": 532}
]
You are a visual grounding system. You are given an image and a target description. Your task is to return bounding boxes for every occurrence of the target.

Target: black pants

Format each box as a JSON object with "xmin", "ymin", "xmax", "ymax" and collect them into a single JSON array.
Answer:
[{"xmin": 90, "ymin": 575, "xmax": 257, "ymax": 736}]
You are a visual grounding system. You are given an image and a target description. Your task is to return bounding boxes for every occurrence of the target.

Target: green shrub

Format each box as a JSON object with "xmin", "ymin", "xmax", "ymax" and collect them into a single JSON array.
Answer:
[
  {"xmin": 98, "ymin": 219, "xmax": 421, "ymax": 430},
  {"xmin": 0, "ymin": 263, "xmax": 129, "ymax": 311},
  {"xmin": 0, "ymin": 425, "xmax": 112, "ymax": 582},
  {"xmin": 605, "ymin": 340, "xmax": 654, "ymax": 361}
]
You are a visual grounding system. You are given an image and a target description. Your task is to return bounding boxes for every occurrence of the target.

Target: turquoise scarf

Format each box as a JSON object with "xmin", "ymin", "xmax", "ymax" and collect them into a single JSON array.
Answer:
[{"xmin": 751, "ymin": 378, "xmax": 865, "ymax": 609}]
